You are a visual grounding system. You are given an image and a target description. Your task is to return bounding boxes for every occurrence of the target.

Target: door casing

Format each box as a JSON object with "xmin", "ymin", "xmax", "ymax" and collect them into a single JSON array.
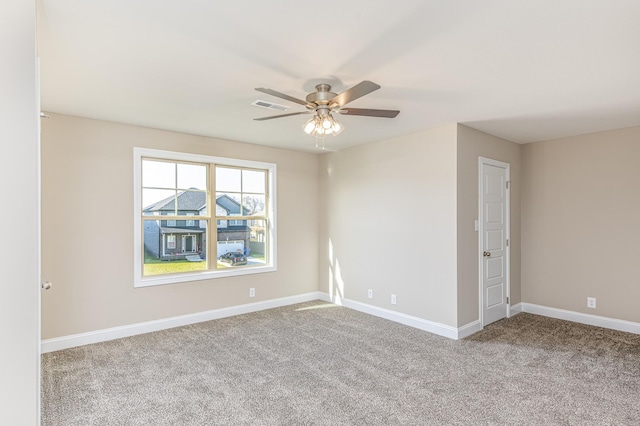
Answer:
[{"xmin": 478, "ymin": 157, "xmax": 511, "ymax": 328}]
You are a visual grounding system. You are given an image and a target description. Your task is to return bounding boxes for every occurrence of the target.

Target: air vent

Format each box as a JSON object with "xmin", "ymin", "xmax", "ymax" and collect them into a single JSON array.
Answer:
[{"xmin": 251, "ymin": 100, "xmax": 289, "ymax": 111}]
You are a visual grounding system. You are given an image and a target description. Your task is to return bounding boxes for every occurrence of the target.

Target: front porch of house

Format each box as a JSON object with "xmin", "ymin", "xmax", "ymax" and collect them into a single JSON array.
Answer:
[{"xmin": 158, "ymin": 227, "xmax": 206, "ymax": 261}]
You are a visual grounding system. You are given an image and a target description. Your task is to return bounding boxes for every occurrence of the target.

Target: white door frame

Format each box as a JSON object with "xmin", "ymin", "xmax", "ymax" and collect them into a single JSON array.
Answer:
[
  {"xmin": 182, "ymin": 234, "xmax": 196, "ymax": 253},
  {"xmin": 36, "ymin": 56, "xmax": 43, "ymax": 423},
  {"xmin": 478, "ymin": 157, "xmax": 511, "ymax": 328}
]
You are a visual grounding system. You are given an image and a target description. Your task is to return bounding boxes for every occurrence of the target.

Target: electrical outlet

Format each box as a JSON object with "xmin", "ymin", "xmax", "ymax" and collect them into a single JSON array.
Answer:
[
  {"xmin": 587, "ymin": 297, "xmax": 596, "ymax": 309},
  {"xmin": 391, "ymin": 294, "xmax": 397, "ymax": 305},
  {"xmin": 249, "ymin": 288, "xmax": 255, "ymax": 298},
  {"xmin": 367, "ymin": 289, "xmax": 373, "ymax": 299}
]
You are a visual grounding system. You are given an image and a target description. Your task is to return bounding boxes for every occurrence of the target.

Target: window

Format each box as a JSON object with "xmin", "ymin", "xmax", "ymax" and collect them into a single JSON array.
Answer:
[{"xmin": 134, "ymin": 148, "xmax": 276, "ymax": 287}]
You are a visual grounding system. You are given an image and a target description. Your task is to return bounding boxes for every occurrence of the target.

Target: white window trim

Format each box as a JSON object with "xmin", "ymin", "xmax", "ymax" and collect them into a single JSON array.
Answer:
[
  {"xmin": 133, "ymin": 147, "xmax": 277, "ymax": 288},
  {"xmin": 165, "ymin": 235, "xmax": 176, "ymax": 252}
]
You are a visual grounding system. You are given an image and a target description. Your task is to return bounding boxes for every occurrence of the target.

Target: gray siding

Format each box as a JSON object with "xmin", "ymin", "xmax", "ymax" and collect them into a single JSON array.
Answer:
[{"xmin": 143, "ymin": 220, "xmax": 161, "ymax": 257}]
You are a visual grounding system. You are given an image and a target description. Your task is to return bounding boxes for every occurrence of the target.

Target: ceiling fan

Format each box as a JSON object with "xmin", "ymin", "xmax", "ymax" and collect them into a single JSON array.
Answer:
[{"xmin": 253, "ymin": 80, "xmax": 399, "ymax": 138}]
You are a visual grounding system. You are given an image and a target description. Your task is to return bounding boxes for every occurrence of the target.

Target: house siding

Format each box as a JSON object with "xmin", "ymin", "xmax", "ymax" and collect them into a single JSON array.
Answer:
[{"xmin": 143, "ymin": 220, "xmax": 161, "ymax": 258}]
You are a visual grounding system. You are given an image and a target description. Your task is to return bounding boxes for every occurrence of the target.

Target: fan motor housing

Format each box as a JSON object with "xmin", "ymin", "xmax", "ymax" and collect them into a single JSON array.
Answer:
[{"xmin": 306, "ymin": 84, "xmax": 337, "ymax": 105}]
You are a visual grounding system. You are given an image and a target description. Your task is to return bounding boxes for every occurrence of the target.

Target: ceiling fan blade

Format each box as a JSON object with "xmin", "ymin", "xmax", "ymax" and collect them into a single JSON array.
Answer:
[
  {"xmin": 255, "ymin": 87, "xmax": 310, "ymax": 107},
  {"xmin": 254, "ymin": 111, "xmax": 311, "ymax": 121},
  {"xmin": 330, "ymin": 81, "xmax": 381, "ymax": 107},
  {"xmin": 338, "ymin": 108, "xmax": 400, "ymax": 118}
]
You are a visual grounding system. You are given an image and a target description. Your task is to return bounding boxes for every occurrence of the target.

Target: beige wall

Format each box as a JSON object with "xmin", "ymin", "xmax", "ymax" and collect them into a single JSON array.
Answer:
[
  {"xmin": 41, "ymin": 111, "xmax": 639, "ymax": 343},
  {"xmin": 41, "ymin": 114, "xmax": 320, "ymax": 339},
  {"xmin": 456, "ymin": 125, "xmax": 522, "ymax": 326},
  {"xmin": 1, "ymin": 1, "xmax": 40, "ymax": 422},
  {"xmin": 521, "ymin": 126, "xmax": 640, "ymax": 323},
  {"xmin": 319, "ymin": 125, "xmax": 459, "ymax": 327}
]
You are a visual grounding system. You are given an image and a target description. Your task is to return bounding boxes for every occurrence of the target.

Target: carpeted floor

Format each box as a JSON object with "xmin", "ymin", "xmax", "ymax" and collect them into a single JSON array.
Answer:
[{"xmin": 41, "ymin": 301, "xmax": 640, "ymax": 425}]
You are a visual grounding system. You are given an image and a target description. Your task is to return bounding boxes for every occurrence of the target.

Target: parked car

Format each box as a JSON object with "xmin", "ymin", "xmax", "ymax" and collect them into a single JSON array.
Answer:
[{"xmin": 218, "ymin": 251, "xmax": 247, "ymax": 266}]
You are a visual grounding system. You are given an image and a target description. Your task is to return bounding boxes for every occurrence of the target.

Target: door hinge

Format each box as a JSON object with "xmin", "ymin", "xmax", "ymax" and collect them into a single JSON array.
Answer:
[
  {"xmin": 506, "ymin": 238, "xmax": 509, "ymax": 247},
  {"xmin": 506, "ymin": 181, "xmax": 510, "ymax": 189},
  {"xmin": 506, "ymin": 296, "xmax": 510, "ymax": 304}
]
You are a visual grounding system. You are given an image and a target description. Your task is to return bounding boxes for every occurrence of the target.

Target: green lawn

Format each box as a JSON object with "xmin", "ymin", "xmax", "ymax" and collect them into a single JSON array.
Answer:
[
  {"xmin": 144, "ymin": 251, "xmax": 207, "ymax": 275},
  {"xmin": 143, "ymin": 250, "xmax": 266, "ymax": 276},
  {"xmin": 144, "ymin": 260, "xmax": 207, "ymax": 276}
]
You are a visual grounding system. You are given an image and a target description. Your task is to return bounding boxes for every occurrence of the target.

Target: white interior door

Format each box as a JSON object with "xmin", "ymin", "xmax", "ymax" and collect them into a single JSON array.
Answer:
[{"xmin": 479, "ymin": 157, "xmax": 510, "ymax": 327}]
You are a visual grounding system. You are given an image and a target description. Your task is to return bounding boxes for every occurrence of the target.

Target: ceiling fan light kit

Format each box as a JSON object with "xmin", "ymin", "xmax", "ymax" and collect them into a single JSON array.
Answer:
[
  {"xmin": 302, "ymin": 112, "xmax": 344, "ymax": 137},
  {"xmin": 254, "ymin": 80, "xmax": 399, "ymax": 148}
]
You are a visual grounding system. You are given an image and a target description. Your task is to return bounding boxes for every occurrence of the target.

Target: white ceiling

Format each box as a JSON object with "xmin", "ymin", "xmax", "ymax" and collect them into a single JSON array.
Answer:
[{"xmin": 36, "ymin": 0, "xmax": 640, "ymax": 153}]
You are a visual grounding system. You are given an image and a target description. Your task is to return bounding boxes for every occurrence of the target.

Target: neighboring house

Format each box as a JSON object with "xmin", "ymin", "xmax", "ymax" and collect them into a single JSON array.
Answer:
[{"xmin": 143, "ymin": 191, "xmax": 250, "ymax": 260}]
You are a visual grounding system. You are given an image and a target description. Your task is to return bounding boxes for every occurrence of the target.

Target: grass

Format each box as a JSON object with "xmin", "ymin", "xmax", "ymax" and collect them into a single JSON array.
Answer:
[
  {"xmin": 249, "ymin": 252, "xmax": 265, "ymax": 261},
  {"xmin": 143, "ymin": 250, "xmax": 266, "ymax": 275},
  {"xmin": 144, "ymin": 251, "xmax": 207, "ymax": 276}
]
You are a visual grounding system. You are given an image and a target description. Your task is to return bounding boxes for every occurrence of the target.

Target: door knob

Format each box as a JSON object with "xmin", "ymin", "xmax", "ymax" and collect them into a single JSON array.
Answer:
[
  {"xmin": 483, "ymin": 251, "xmax": 491, "ymax": 257},
  {"xmin": 41, "ymin": 281, "xmax": 52, "ymax": 290}
]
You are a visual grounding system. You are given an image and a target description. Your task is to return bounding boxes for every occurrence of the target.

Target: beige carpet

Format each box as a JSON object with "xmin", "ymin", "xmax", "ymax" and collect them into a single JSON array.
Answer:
[{"xmin": 41, "ymin": 301, "xmax": 640, "ymax": 425}]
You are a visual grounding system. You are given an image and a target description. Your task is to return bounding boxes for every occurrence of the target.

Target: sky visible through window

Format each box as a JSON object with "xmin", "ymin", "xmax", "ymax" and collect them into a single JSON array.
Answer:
[{"xmin": 142, "ymin": 160, "xmax": 265, "ymax": 209}]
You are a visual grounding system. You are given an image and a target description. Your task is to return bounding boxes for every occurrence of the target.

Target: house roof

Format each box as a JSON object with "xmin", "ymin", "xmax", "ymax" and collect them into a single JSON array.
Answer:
[
  {"xmin": 144, "ymin": 191, "xmax": 205, "ymax": 212},
  {"xmin": 144, "ymin": 191, "xmax": 243, "ymax": 214},
  {"xmin": 215, "ymin": 194, "xmax": 241, "ymax": 215},
  {"xmin": 37, "ymin": 1, "xmax": 640, "ymax": 152}
]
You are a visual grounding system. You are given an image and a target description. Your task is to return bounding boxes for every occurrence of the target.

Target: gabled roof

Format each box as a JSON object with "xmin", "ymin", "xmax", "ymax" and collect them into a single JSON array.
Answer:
[
  {"xmin": 144, "ymin": 191, "xmax": 243, "ymax": 214},
  {"xmin": 144, "ymin": 191, "xmax": 206, "ymax": 212},
  {"xmin": 215, "ymin": 194, "xmax": 241, "ymax": 215}
]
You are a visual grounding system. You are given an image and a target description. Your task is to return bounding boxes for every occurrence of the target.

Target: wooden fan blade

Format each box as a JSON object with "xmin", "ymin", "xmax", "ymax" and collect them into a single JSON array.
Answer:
[
  {"xmin": 338, "ymin": 108, "xmax": 399, "ymax": 118},
  {"xmin": 255, "ymin": 87, "xmax": 310, "ymax": 107},
  {"xmin": 329, "ymin": 81, "xmax": 381, "ymax": 107},
  {"xmin": 254, "ymin": 111, "xmax": 312, "ymax": 121}
]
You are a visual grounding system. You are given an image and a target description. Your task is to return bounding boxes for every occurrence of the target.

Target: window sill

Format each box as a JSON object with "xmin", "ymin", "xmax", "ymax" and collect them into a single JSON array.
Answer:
[{"xmin": 134, "ymin": 264, "xmax": 277, "ymax": 288}]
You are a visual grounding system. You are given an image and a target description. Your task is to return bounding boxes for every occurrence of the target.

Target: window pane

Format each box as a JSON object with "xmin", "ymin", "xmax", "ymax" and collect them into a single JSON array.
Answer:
[
  {"xmin": 248, "ymin": 219, "xmax": 267, "ymax": 266},
  {"xmin": 216, "ymin": 167, "xmax": 241, "ymax": 192},
  {"xmin": 143, "ymin": 219, "xmax": 207, "ymax": 276},
  {"xmin": 177, "ymin": 163, "xmax": 206, "ymax": 190},
  {"xmin": 176, "ymin": 190, "xmax": 207, "ymax": 215},
  {"xmin": 142, "ymin": 160, "xmax": 175, "ymax": 188},
  {"xmin": 242, "ymin": 169, "xmax": 266, "ymax": 194},
  {"xmin": 242, "ymin": 194, "xmax": 266, "ymax": 215},
  {"xmin": 215, "ymin": 219, "xmax": 267, "ymax": 268},
  {"xmin": 216, "ymin": 192, "xmax": 242, "ymax": 216},
  {"xmin": 143, "ymin": 189, "xmax": 175, "ymax": 214}
]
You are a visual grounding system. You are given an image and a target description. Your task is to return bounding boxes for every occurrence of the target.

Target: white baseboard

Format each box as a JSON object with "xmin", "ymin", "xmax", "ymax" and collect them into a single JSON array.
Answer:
[
  {"xmin": 45, "ymin": 295, "xmax": 638, "ymax": 354},
  {"xmin": 457, "ymin": 320, "xmax": 482, "ymax": 339},
  {"xmin": 319, "ymin": 293, "xmax": 466, "ymax": 340},
  {"xmin": 510, "ymin": 302, "xmax": 523, "ymax": 315},
  {"xmin": 521, "ymin": 303, "xmax": 640, "ymax": 335},
  {"xmin": 41, "ymin": 292, "xmax": 323, "ymax": 353}
]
